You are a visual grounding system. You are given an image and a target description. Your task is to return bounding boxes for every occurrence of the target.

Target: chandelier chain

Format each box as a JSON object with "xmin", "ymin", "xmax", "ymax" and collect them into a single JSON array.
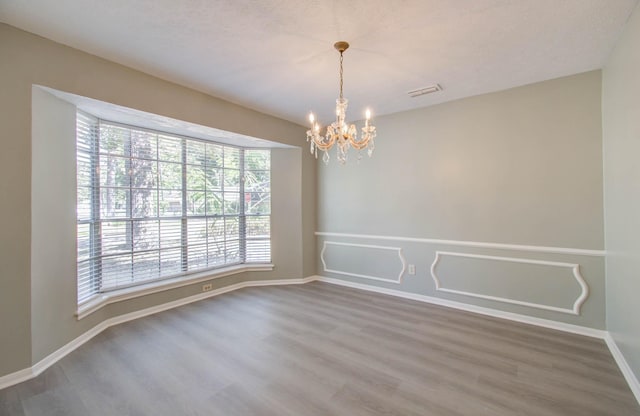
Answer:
[{"xmin": 339, "ymin": 52, "xmax": 344, "ymax": 100}]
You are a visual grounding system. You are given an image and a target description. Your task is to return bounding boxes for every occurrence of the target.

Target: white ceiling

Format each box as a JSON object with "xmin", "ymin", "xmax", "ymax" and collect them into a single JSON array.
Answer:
[{"xmin": 1, "ymin": 0, "xmax": 638, "ymax": 127}]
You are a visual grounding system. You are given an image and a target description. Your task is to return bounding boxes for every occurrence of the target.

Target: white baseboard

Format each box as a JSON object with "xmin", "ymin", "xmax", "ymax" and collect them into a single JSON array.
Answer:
[
  {"xmin": 2, "ymin": 273, "xmax": 638, "ymax": 410},
  {"xmin": 604, "ymin": 333, "xmax": 640, "ymax": 404},
  {"xmin": 0, "ymin": 276, "xmax": 316, "ymax": 390},
  {"xmin": 314, "ymin": 276, "xmax": 605, "ymax": 338},
  {"xmin": 315, "ymin": 275, "xmax": 640, "ymax": 407},
  {"xmin": 76, "ymin": 263, "xmax": 275, "ymax": 319},
  {"xmin": 0, "ymin": 368, "xmax": 33, "ymax": 392}
]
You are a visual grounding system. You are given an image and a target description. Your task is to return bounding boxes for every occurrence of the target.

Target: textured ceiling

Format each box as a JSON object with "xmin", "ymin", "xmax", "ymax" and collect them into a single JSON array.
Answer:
[{"xmin": 1, "ymin": 0, "xmax": 638, "ymax": 126}]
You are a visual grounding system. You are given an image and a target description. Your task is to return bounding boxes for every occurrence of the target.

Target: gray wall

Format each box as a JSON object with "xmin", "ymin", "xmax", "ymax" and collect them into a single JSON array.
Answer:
[
  {"xmin": 0, "ymin": 23, "xmax": 316, "ymax": 377},
  {"xmin": 31, "ymin": 88, "xmax": 78, "ymax": 363},
  {"xmin": 318, "ymin": 71, "xmax": 606, "ymax": 328},
  {"xmin": 602, "ymin": 3, "xmax": 640, "ymax": 381}
]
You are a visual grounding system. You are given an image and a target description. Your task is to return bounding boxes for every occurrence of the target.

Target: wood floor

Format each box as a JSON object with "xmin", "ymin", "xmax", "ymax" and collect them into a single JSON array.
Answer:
[{"xmin": 1, "ymin": 281, "xmax": 638, "ymax": 416}]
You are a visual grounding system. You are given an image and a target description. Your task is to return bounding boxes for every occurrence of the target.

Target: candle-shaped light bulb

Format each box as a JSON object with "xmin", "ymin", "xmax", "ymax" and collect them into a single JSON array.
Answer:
[
  {"xmin": 365, "ymin": 109, "xmax": 371, "ymax": 120},
  {"xmin": 309, "ymin": 113, "xmax": 315, "ymax": 124},
  {"xmin": 314, "ymin": 122, "xmax": 319, "ymax": 133}
]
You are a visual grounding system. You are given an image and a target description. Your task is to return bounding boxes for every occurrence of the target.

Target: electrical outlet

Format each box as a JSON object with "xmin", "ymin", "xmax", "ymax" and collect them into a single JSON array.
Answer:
[
  {"xmin": 408, "ymin": 264, "xmax": 416, "ymax": 275},
  {"xmin": 202, "ymin": 283, "xmax": 213, "ymax": 292}
]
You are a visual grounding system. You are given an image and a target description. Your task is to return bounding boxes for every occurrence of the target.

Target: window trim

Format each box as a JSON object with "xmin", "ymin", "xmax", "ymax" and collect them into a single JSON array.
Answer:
[
  {"xmin": 76, "ymin": 113, "xmax": 272, "ymax": 310},
  {"xmin": 76, "ymin": 262, "xmax": 274, "ymax": 319}
]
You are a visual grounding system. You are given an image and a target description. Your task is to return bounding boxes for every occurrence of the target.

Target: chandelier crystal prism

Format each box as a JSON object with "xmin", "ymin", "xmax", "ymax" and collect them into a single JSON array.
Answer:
[{"xmin": 306, "ymin": 41, "xmax": 376, "ymax": 164}]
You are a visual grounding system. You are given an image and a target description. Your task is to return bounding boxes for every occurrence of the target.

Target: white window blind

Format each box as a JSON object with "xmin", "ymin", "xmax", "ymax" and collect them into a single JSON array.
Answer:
[{"xmin": 76, "ymin": 112, "xmax": 271, "ymax": 303}]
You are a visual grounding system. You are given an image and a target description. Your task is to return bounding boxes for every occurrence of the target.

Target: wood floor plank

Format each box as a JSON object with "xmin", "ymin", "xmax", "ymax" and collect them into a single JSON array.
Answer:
[
  {"xmin": 0, "ymin": 384, "xmax": 24, "ymax": 416},
  {"xmin": 1, "ymin": 281, "xmax": 638, "ymax": 416}
]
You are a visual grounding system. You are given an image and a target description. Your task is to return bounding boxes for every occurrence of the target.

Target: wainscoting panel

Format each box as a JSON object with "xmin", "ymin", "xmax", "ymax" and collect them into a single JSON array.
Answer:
[
  {"xmin": 430, "ymin": 251, "xmax": 588, "ymax": 315},
  {"xmin": 315, "ymin": 232, "xmax": 605, "ymax": 330},
  {"xmin": 321, "ymin": 241, "xmax": 406, "ymax": 283}
]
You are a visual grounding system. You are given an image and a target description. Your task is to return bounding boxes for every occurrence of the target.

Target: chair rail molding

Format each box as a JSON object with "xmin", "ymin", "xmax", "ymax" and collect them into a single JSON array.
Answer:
[
  {"xmin": 320, "ymin": 241, "xmax": 406, "ymax": 284},
  {"xmin": 315, "ymin": 231, "xmax": 605, "ymax": 257},
  {"xmin": 430, "ymin": 251, "xmax": 589, "ymax": 315}
]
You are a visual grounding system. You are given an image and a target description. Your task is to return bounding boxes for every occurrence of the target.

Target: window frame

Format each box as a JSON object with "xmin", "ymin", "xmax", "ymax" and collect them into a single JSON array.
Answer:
[{"xmin": 76, "ymin": 112, "xmax": 272, "ymax": 315}]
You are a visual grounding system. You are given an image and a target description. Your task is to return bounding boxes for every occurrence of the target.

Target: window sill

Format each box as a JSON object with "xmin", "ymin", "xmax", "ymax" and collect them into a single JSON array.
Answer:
[{"xmin": 76, "ymin": 263, "xmax": 274, "ymax": 320}]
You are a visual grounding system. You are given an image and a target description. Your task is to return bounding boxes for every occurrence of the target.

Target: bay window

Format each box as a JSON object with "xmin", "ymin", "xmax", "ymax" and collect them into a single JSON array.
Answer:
[{"xmin": 76, "ymin": 112, "xmax": 270, "ymax": 303}]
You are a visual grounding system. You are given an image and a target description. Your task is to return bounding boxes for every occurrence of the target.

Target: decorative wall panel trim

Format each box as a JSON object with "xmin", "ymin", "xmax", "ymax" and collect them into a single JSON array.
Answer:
[
  {"xmin": 315, "ymin": 231, "xmax": 605, "ymax": 257},
  {"xmin": 321, "ymin": 241, "xmax": 406, "ymax": 284},
  {"xmin": 430, "ymin": 251, "xmax": 589, "ymax": 315}
]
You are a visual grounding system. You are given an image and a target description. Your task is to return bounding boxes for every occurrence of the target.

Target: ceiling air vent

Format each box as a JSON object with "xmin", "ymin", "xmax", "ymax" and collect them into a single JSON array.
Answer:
[{"xmin": 407, "ymin": 84, "xmax": 442, "ymax": 98}]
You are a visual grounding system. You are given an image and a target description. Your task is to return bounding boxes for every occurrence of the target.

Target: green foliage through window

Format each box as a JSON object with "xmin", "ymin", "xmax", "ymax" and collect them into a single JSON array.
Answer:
[{"xmin": 76, "ymin": 113, "xmax": 271, "ymax": 303}]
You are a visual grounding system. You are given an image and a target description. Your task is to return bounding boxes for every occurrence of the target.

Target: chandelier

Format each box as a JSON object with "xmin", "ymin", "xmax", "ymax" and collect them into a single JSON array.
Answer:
[{"xmin": 306, "ymin": 41, "xmax": 376, "ymax": 164}]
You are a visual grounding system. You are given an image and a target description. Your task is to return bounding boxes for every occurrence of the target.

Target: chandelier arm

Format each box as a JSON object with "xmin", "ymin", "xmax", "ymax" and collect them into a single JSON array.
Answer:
[
  {"xmin": 349, "ymin": 125, "xmax": 377, "ymax": 150},
  {"xmin": 349, "ymin": 139, "xmax": 369, "ymax": 150},
  {"xmin": 313, "ymin": 128, "xmax": 336, "ymax": 151},
  {"xmin": 349, "ymin": 135, "xmax": 370, "ymax": 150},
  {"xmin": 314, "ymin": 140, "xmax": 335, "ymax": 152}
]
